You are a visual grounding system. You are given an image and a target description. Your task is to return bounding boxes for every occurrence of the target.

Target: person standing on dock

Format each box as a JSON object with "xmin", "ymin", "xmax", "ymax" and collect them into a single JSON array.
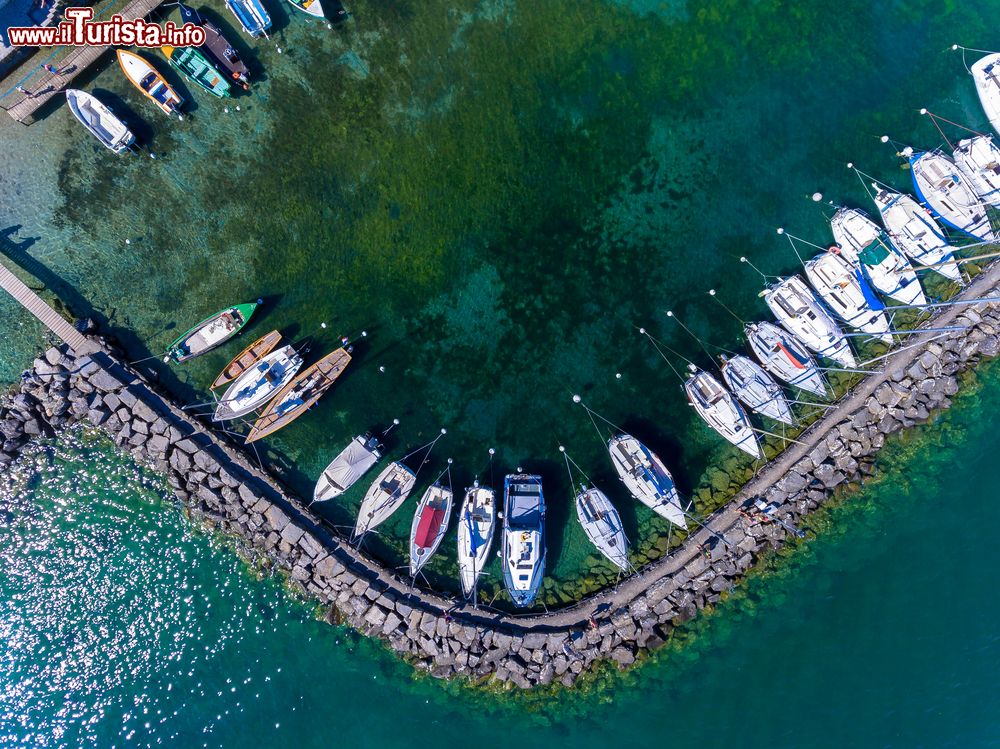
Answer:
[
  {"xmin": 41, "ymin": 64, "xmax": 57, "ymax": 75},
  {"xmin": 15, "ymin": 86, "xmax": 33, "ymax": 98}
]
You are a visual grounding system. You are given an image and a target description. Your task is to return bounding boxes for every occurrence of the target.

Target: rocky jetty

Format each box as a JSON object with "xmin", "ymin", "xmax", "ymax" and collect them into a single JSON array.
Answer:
[{"xmin": 2, "ymin": 270, "xmax": 1000, "ymax": 689}]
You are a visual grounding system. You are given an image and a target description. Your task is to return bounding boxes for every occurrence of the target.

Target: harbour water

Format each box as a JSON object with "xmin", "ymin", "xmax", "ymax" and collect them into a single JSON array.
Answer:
[{"xmin": 3, "ymin": 0, "xmax": 1000, "ymax": 739}]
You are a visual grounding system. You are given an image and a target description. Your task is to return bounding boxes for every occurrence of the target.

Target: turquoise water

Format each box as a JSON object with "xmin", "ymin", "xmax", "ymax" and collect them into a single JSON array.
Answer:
[
  {"xmin": 4, "ymin": 0, "xmax": 1000, "ymax": 741},
  {"xmin": 3, "ymin": 348, "xmax": 1000, "ymax": 747}
]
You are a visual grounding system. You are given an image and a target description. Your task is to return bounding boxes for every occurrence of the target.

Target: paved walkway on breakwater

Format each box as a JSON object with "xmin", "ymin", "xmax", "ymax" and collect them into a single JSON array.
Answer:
[
  {"xmin": 1, "ymin": 0, "xmax": 165, "ymax": 124},
  {"xmin": 2, "ymin": 260, "xmax": 1000, "ymax": 686}
]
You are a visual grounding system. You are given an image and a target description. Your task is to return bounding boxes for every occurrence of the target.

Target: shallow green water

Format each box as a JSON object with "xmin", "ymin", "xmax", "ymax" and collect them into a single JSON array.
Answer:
[{"xmin": 3, "ymin": 338, "xmax": 1000, "ymax": 748}]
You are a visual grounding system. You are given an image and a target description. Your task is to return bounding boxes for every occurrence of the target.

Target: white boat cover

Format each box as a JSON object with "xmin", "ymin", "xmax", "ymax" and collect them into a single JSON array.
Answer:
[
  {"xmin": 971, "ymin": 52, "xmax": 1000, "ymax": 137},
  {"xmin": 314, "ymin": 436, "xmax": 380, "ymax": 502},
  {"xmin": 953, "ymin": 136, "xmax": 1000, "ymax": 208},
  {"xmin": 763, "ymin": 276, "xmax": 856, "ymax": 368},
  {"xmin": 744, "ymin": 321, "xmax": 827, "ymax": 396},
  {"xmin": 871, "ymin": 188, "xmax": 962, "ymax": 282},
  {"xmin": 910, "ymin": 150, "xmax": 996, "ymax": 241}
]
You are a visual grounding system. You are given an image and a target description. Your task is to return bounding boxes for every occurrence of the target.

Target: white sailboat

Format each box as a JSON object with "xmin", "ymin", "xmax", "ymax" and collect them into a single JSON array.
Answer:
[
  {"xmin": 803, "ymin": 250, "xmax": 892, "ymax": 342},
  {"xmin": 719, "ymin": 355, "xmax": 795, "ymax": 426},
  {"xmin": 829, "ymin": 208, "xmax": 926, "ymax": 306},
  {"xmin": 213, "ymin": 345, "xmax": 303, "ymax": 421},
  {"xmin": 313, "ymin": 434, "xmax": 382, "ymax": 503},
  {"xmin": 908, "ymin": 149, "xmax": 996, "ymax": 241},
  {"xmin": 763, "ymin": 276, "xmax": 856, "ymax": 367},
  {"xmin": 685, "ymin": 367, "xmax": 762, "ymax": 459},
  {"xmin": 953, "ymin": 136, "xmax": 1000, "ymax": 208},
  {"xmin": 607, "ymin": 434, "xmax": 686, "ymax": 527},
  {"xmin": 970, "ymin": 52, "xmax": 1000, "ymax": 137},
  {"xmin": 409, "ymin": 484, "xmax": 452, "ymax": 576},
  {"xmin": 456, "ymin": 484, "xmax": 496, "ymax": 598},
  {"xmin": 353, "ymin": 461, "xmax": 417, "ymax": 540},
  {"xmin": 870, "ymin": 187, "xmax": 962, "ymax": 282},
  {"xmin": 744, "ymin": 321, "xmax": 827, "ymax": 396},
  {"xmin": 575, "ymin": 487, "xmax": 629, "ymax": 571}
]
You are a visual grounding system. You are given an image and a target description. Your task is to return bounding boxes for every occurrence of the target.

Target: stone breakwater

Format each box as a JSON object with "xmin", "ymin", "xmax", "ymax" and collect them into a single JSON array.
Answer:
[{"xmin": 2, "ymin": 266, "xmax": 1000, "ymax": 689}]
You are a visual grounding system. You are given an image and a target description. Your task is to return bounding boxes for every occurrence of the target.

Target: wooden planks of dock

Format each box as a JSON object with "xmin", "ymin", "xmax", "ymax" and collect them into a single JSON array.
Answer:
[
  {"xmin": 2, "ymin": 0, "xmax": 165, "ymax": 125},
  {"xmin": 0, "ymin": 262, "xmax": 98, "ymax": 354}
]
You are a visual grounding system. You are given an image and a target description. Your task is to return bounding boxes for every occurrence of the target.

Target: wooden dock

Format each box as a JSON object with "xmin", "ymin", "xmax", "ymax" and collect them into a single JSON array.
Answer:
[
  {"xmin": 1, "ymin": 0, "xmax": 165, "ymax": 125},
  {"xmin": 0, "ymin": 262, "xmax": 98, "ymax": 354}
]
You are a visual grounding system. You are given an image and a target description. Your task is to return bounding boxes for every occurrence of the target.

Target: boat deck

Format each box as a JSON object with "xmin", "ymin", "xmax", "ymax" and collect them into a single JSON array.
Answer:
[{"xmin": 1, "ymin": 0, "xmax": 166, "ymax": 125}]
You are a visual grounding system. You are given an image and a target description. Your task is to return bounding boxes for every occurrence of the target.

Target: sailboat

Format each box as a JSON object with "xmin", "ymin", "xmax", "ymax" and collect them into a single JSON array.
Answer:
[
  {"xmin": 213, "ymin": 345, "xmax": 303, "ymax": 421},
  {"xmin": 162, "ymin": 45, "xmax": 231, "ymax": 98},
  {"xmin": 970, "ymin": 52, "xmax": 1000, "ymax": 136},
  {"xmin": 719, "ymin": 355, "xmax": 795, "ymax": 426},
  {"xmin": 908, "ymin": 149, "xmax": 996, "ymax": 241},
  {"xmin": 870, "ymin": 187, "xmax": 962, "ymax": 282},
  {"xmin": 457, "ymin": 484, "xmax": 496, "ymax": 598},
  {"xmin": 165, "ymin": 302, "xmax": 258, "ymax": 362},
  {"xmin": 501, "ymin": 474, "xmax": 545, "ymax": 608},
  {"xmin": 744, "ymin": 321, "xmax": 827, "ymax": 397},
  {"xmin": 211, "ymin": 330, "xmax": 282, "ymax": 389},
  {"xmin": 763, "ymin": 276, "xmax": 856, "ymax": 367},
  {"xmin": 177, "ymin": 3, "xmax": 251, "ymax": 90},
  {"xmin": 313, "ymin": 434, "xmax": 382, "ymax": 503},
  {"xmin": 607, "ymin": 434, "xmax": 687, "ymax": 527},
  {"xmin": 409, "ymin": 484, "xmax": 453, "ymax": 576},
  {"xmin": 575, "ymin": 487, "xmax": 629, "ymax": 571},
  {"xmin": 685, "ymin": 367, "xmax": 762, "ymax": 459},
  {"xmin": 245, "ymin": 347, "xmax": 351, "ymax": 442},
  {"xmin": 116, "ymin": 50, "xmax": 183, "ymax": 118},
  {"xmin": 65, "ymin": 89, "xmax": 135, "ymax": 154},
  {"xmin": 803, "ymin": 249, "xmax": 892, "ymax": 342},
  {"xmin": 353, "ymin": 461, "xmax": 417, "ymax": 539},
  {"xmin": 829, "ymin": 208, "xmax": 926, "ymax": 306},
  {"xmin": 953, "ymin": 136, "xmax": 1000, "ymax": 208}
]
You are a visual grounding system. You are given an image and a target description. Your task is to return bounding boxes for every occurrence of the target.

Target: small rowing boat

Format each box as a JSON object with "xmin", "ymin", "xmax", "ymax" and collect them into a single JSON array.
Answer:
[
  {"xmin": 313, "ymin": 434, "xmax": 382, "ymax": 503},
  {"xmin": 575, "ymin": 486, "xmax": 628, "ymax": 572},
  {"xmin": 953, "ymin": 136, "xmax": 1000, "ymax": 208},
  {"xmin": 803, "ymin": 249, "xmax": 891, "ymax": 342},
  {"xmin": 870, "ymin": 187, "xmax": 962, "ymax": 282},
  {"xmin": 116, "ymin": 50, "xmax": 183, "ymax": 118},
  {"xmin": 65, "ymin": 89, "xmax": 135, "ymax": 154},
  {"xmin": 719, "ymin": 355, "xmax": 795, "ymax": 426},
  {"xmin": 353, "ymin": 461, "xmax": 416, "ymax": 539},
  {"xmin": 165, "ymin": 302, "xmax": 257, "ymax": 363},
  {"xmin": 409, "ymin": 484, "xmax": 453, "ymax": 576},
  {"xmin": 285, "ymin": 0, "xmax": 324, "ymax": 17},
  {"xmin": 211, "ymin": 330, "xmax": 281, "ymax": 389},
  {"xmin": 457, "ymin": 484, "xmax": 496, "ymax": 598},
  {"xmin": 607, "ymin": 434, "xmax": 686, "ymax": 527},
  {"xmin": 970, "ymin": 52, "xmax": 1000, "ymax": 137},
  {"xmin": 245, "ymin": 347, "xmax": 351, "ymax": 442},
  {"xmin": 830, "ymin": 208, "xmax": 926, "ymax": 306},
  {"xmin": 685, "ymin": 367, "xmax": 762, "ymax": 458},
  {"xmin": 162, "ymin": 45, "xmax": 231, "ymax": 98},
  {"xmin": 213, "ymin": 345, "xmax": 302, "ymax": 421},
  {"xmin": 177, "ymin": 3, "xmax": 250, "ymax": 90},
  {"xmin": 763, "ymin": 276, "xmax": 856, "ymax": 367},
  {"xmin": 909, "ymin": 149, "xmax": 997, "ymax": 241},
  {"xmin": 744, "ymin": 321, "xmax": 827, "ymax": 396},
  {"xmin": 501, "ymin": 474, "xmax": 545, "ymax": 608},
  {"xmin": 226, "ymin": 0, "xmax": 271, "ymax": 37}
]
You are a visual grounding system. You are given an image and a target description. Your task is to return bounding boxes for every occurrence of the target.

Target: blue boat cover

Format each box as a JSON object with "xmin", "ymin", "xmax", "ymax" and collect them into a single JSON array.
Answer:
[{"xmin": 855, "ymin": 267, "xmax": 886, "ymax": 311}]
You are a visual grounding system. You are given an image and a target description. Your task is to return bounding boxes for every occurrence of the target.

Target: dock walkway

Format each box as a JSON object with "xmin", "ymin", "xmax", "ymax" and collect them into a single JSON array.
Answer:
[
  {"xmin": 1, "ymin": 0, "xmax": 164, "ymax": 124},
  {"xmin": 0, "ymin": 261, "xmax": 98, "ymax": 354}
]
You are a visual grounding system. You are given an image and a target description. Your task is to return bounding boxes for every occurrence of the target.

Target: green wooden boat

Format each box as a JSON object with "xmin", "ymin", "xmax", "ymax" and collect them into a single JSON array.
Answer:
[
  {"xmin": 161, "ymin": 45, "xmax": 232, "ymax": 98},
  {"xmin": 165, "ymin": 302, "xmax": 258, "ymax": 363}
]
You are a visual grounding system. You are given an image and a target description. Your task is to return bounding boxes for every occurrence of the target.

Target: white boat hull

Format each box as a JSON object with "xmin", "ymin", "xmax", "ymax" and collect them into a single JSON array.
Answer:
[
  {"xmin": 575, "ymin": 488, "xmax": 629, "ymax": 571},
  {"xmin": 954, "ymin": 136, "xmax": 1000, "ymax": 208},
  {"xmin": 409, "ymin": 484, "xmax": 452, "ymax": 576},
  {"xmin": 910, "ymin": 151, "xmax": 996, "ymax": 242},
  {"xmin": 457, "ymin": 486, "xmax": 496, "ymax": 597},
  {"xmin": 871, "ymin": 188, "xmax": 962, "ymax": 282},
  {"xmin": 720, "ymin": 355, "xmax": 795, "ymax": 426},
  {"xmin": 313, "ymin": 435, "xmax": 381, "ymax": 502},
  {"xmin": 804, "ymin": 251, "xmax": 891, "ymax": 342},
  {"xmin": 745, "ymin": 321, "xmax": 827, "ymax": 396},
  {"xmin": 214, "ymin": 346, "xmax": 302, "ymax": 421},
  {"xmin": 686, "ymin": 369, "xmax": 762, "ymax": 458},
  {"xmin": 971, "ymin": 52, "xmax": 1000, "ymax": 138},
  {"xmin": 608, "ymin": 434, "xmax": 687, "ymax": 527},
  {"xmin": 353, "ymin": 461, "xmax": 416, "ymax": 538},
  {"xmin": 764, "ymin": 276, "xmax": 856, "ymax": 368},
  {"xmin": 65, "ymin": 89, "xmax": 135, "ymax": 154}
]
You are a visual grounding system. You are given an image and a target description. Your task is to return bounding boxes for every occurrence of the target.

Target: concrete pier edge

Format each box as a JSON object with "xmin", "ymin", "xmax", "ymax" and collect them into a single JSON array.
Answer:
[{"xmin": 3, "ymin": 260, "xmax": 1000, "ymax": 689}]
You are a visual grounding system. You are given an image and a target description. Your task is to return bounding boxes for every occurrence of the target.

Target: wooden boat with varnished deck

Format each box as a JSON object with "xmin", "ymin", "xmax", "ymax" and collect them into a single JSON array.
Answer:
[
  {"xmin": 211, "ymin": 330, "xmax": 282, "ymax": 389},
  {"xmin": 245, "ymin": 347, "xmax": 351, "ymax": 443}
]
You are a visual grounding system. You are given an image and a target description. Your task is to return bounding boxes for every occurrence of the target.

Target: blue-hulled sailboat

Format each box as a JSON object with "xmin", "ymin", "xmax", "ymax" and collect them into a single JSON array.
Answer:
[{"xmin": 226, "ymin": 0, "xmax": 271, "ymax": 38}]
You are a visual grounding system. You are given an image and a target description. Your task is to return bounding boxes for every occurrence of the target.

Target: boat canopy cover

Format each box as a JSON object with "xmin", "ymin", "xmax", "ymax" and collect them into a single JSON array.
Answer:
[
  {"xmin": 859, "ymin": 242, "xmax": 890, "ymax": 266},
  {"xmin": 508, "ymin": 487, "xmax": 542, "ymax": 528},
  {"xmin": 325, "ymin": 439, "xmax": 379, "ymax": 492},
  {"xmin": 415, "ymin": 506, "xmax": 445, "ymax": 547},
  {"xmin": 854, "ymin": 268, "xmax": 886, "ymax": 311}
]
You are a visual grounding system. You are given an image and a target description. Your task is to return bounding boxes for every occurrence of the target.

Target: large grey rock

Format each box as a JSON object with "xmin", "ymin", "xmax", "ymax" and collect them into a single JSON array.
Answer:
[{"xmin": 90, "ymin": 369, "xmax": 123, "ymax": 392}]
